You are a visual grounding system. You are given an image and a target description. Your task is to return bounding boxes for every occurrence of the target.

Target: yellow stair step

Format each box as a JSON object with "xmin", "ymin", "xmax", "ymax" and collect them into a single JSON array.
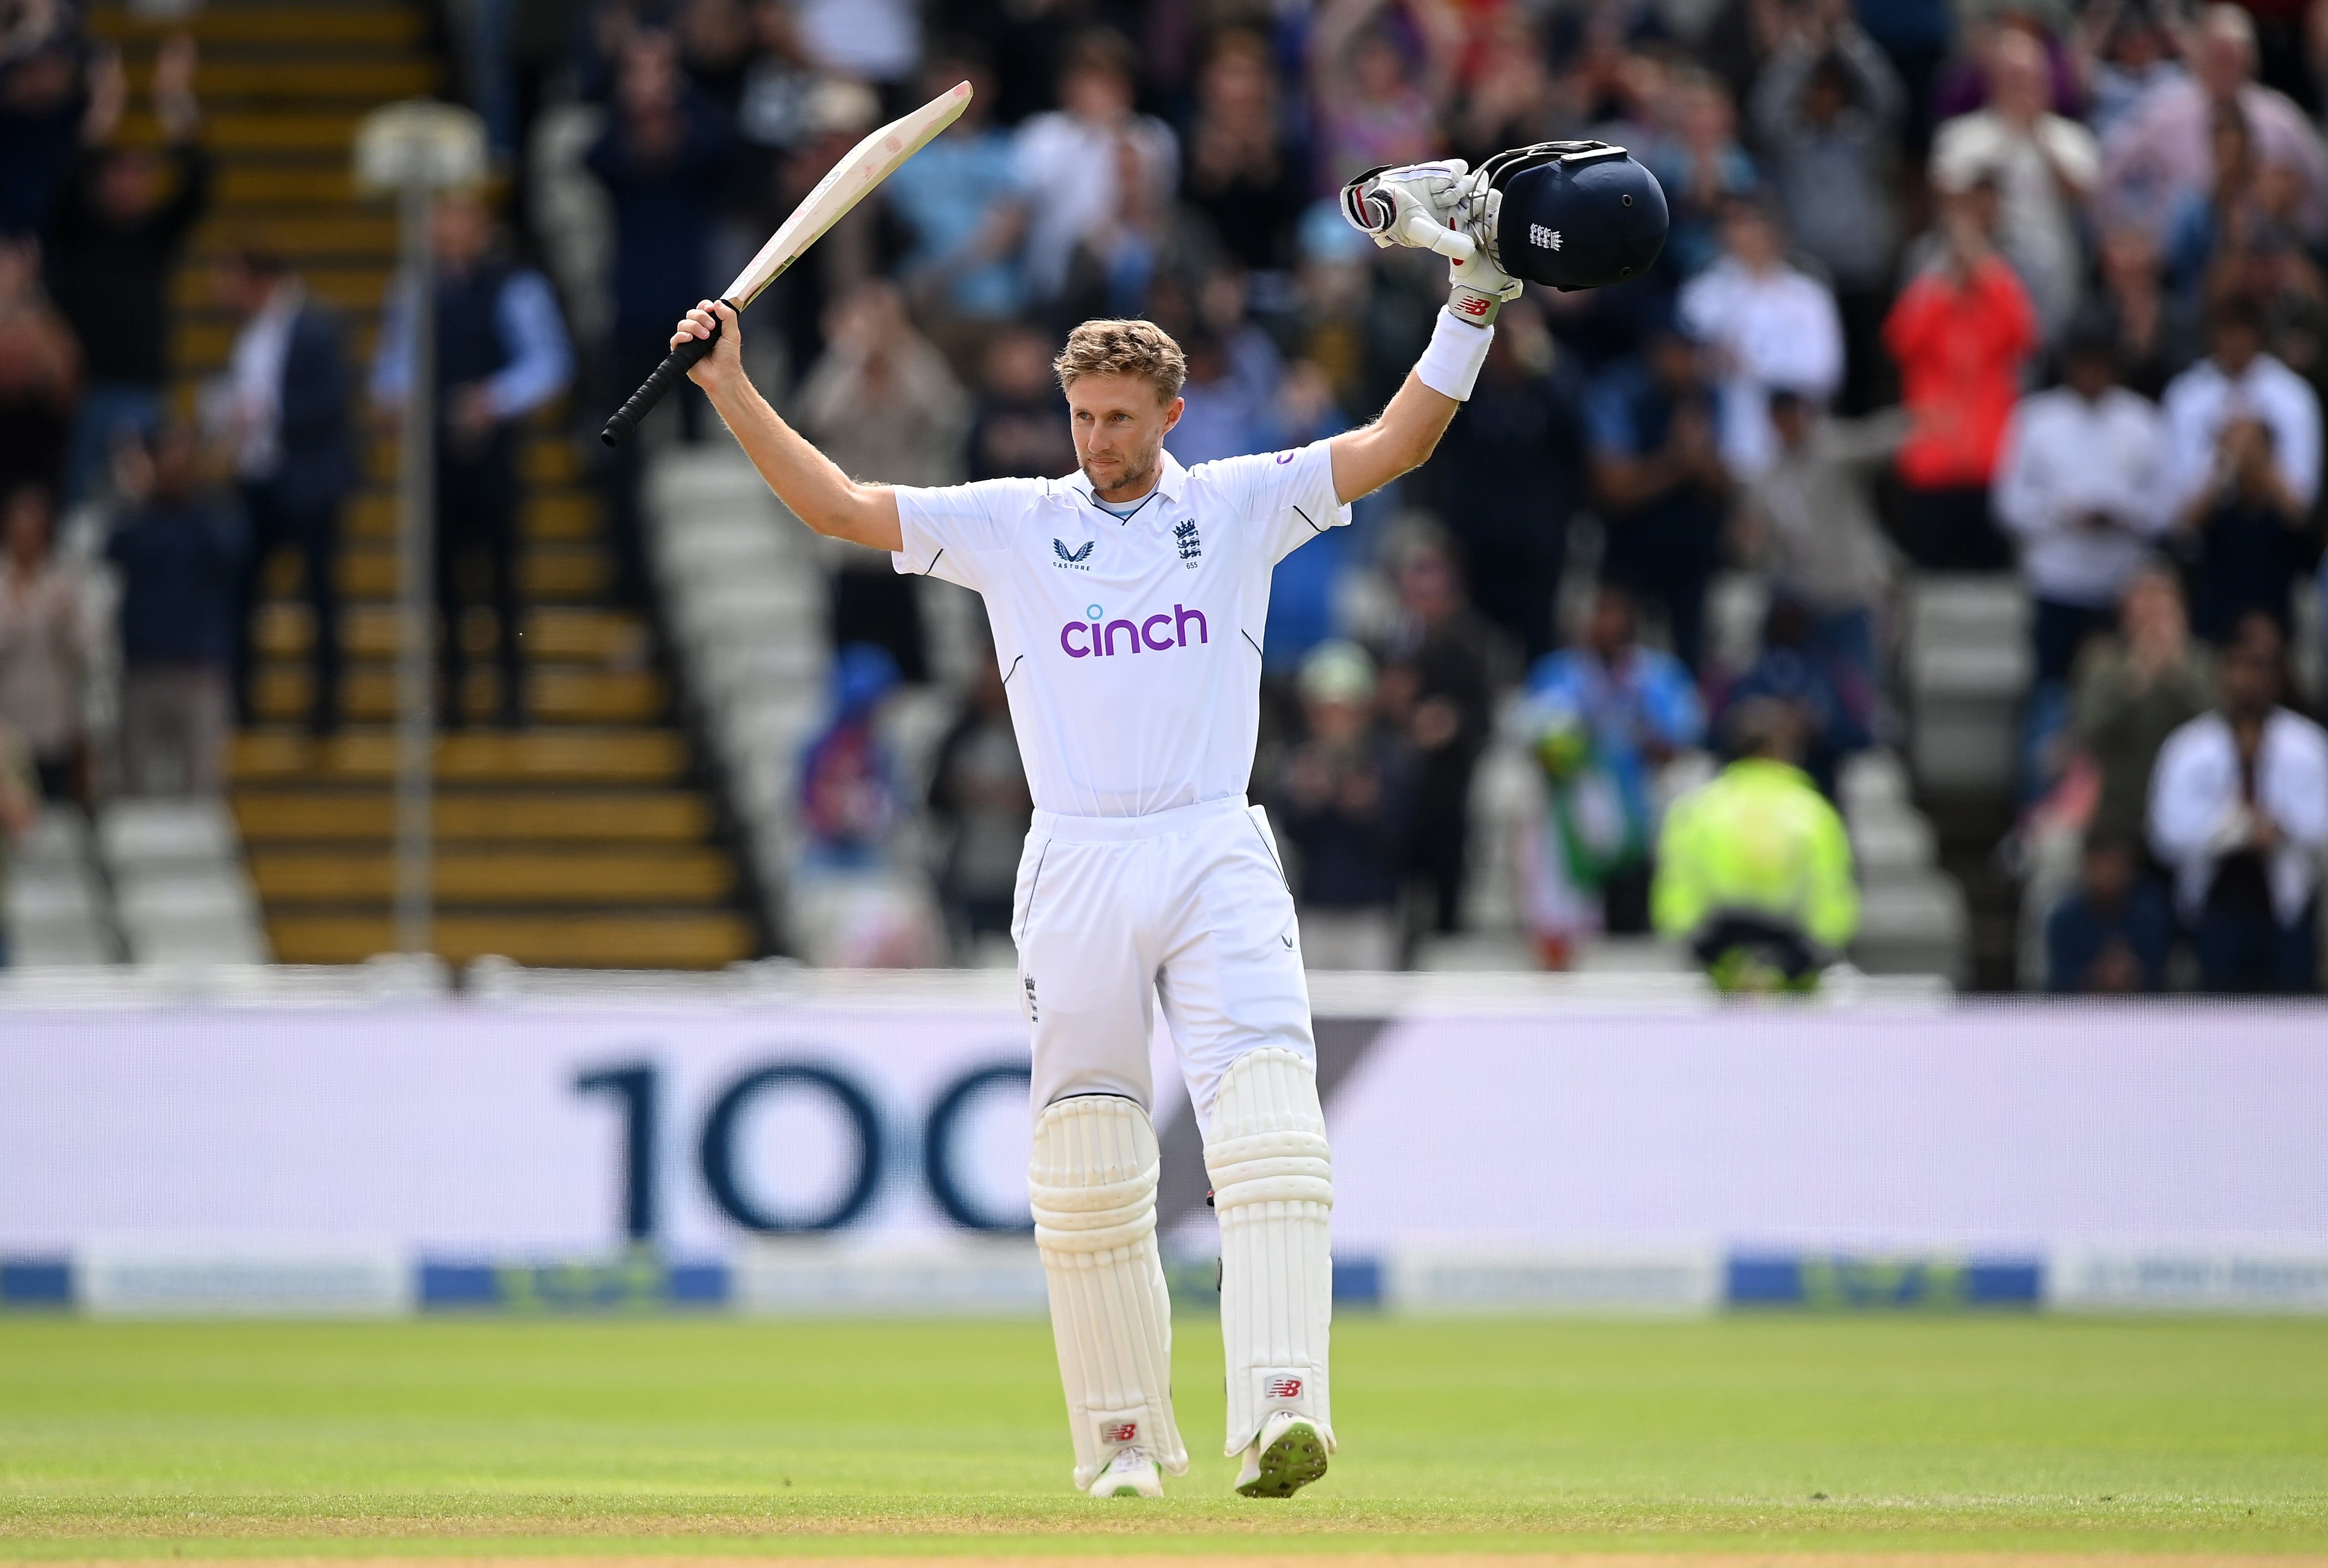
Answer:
[
  {"xmin": 345, "ymin": 489, "xmax": 596, "ymax": 543},
  {"xmin": 259, "ymin": 543, "xmax": 608, "ymax": 602},
  {"xmin": 117, "ymin": 112, "xmax": 366, "ymax": 154},
  {"xmin": 265, "ymin": 911, "xmax": 754, "ymax": 968},
  {"xmin": 93, "ymin": 9, "xmax": 426, "ymax": 46},
  {"xmin": 172, "ymin": 261, "xmax": 387, "ymax": 311},
  {"xmin": 255, "ymin": 603, "xmax": 643, "ymax": 661},
  {"xmin": 367, "ymin": 439, "xmax": 581, "ymax": 486},
  {"xmin": 232, "ymin": 728, "xmax": 689, "ymax": 785},
  {"xmin": 254, "ymin": 666, "xmax": 665, "ymax": 725},
  {"xmin": 124, "ymin": 59, "xmax": 439, "ymax": 99},
  {"xmin": 234, "ymin": 788, "xmax": 712, "ymax": 844},
  {"xmin": 249, "ymin": 847, "xmax": 736, "ymax": 906}
]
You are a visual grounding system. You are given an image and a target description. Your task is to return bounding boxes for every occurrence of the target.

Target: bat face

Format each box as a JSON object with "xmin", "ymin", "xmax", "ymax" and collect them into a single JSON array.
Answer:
[{"xmin": 726, "ymin": 81, "xmax": 973, "ymax": 309}]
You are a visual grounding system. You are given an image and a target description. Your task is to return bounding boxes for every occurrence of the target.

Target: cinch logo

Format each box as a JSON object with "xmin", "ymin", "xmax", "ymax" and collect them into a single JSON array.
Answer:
[
  {"xmin": 1266, "ymin": 1376, "xmax": 1303, "ymax": 1400},
  {"xmin": 1102, "ymin": 1420, "xmax": 1138, "ymax": 1444},
  {"xmin": 1530, "ymin": 223, "xmax": 1562, "ymax": 252},
  {"xmin": 1060, "ymin": 603, "xmax": 1208, "ymax": 658}
]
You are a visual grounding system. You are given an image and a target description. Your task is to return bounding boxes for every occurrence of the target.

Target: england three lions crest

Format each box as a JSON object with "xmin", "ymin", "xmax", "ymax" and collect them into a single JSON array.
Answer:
[{"xmin": 1173, "ymin": 520, "xmax": 1201, "ymax": 564}]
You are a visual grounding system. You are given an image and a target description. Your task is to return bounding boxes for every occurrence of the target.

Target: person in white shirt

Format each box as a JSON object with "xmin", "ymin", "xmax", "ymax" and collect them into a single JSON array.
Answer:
[
  {"xmin": 1930, "ymin": 29, "xmax": 2101, "ymax": 338},
  {"xmin": 1011, "ymin": 33, "xmax": 1179, "ymax": 305},
  {"xmin": 2161, "ymin": 296, "xmax": 2323, "ymax": 517},
  {"xmin": 1676, "ymin": 195, "xmax": 1842, "ymax": 479},
  {"xmin": 1992, "ymin": 318, "xmax": 2171, "ymax": 685},
  {"xmin": 2149, "ymin": 621, "xmax": 2328, "ymax": 992},
  {"xmin": 665, "ymin": 177, "xmax": 1526, "ymax": 1502}
]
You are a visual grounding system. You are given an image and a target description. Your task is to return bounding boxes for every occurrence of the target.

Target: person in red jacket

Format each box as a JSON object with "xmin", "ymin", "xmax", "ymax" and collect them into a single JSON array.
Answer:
[{"xmin": 1884, "ymin": 185, "xmax": 2040, "ymax": 571}]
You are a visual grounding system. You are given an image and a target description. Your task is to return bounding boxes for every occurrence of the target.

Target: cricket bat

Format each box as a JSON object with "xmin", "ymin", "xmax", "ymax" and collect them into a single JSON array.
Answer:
[{"xmin": 598, "ymin": 80, "xmax": 973, "ymax": 447}]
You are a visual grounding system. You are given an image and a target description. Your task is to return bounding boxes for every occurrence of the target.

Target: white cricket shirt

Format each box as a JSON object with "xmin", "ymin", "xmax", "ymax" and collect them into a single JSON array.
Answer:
[{"xmin": 892, "ymin": 444, "xmax": 1351, "ymax": 818}]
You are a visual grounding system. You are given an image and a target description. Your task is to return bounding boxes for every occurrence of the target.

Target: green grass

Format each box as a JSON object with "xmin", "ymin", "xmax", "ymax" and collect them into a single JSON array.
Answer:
[{"xmin": 0, "ymin": 1314, "xmax": 2324, "ymax": 1556}]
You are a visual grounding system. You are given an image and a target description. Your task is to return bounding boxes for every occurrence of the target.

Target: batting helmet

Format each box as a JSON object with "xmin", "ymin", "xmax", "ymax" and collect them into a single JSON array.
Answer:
[{"xmin": 1481, "ymin": 142, "xmax": 1668, "ymax": 291}]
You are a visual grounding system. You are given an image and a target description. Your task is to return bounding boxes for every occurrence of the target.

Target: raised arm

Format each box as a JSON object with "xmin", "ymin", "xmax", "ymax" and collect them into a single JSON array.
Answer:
[
  {"xmin": 675, "ymin": 300, "xmax": 903, "ymax": 554},
  {"xmin": 1327, "ymin": 370, "xmax": 1461, "ymax": 504}
]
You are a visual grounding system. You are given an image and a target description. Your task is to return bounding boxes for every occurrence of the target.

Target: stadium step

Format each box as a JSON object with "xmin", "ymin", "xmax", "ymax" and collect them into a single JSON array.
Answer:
[
  {"xmin": 115, "ymin": 0, "xmax": 760, "ymax": 969},
  {"xmin": 247, "ymin": 847, "xmax": 738, "ymax": 905},
  {"xmin": 233, "ymin": 788, "xmax": 712, "ymax": 843},
  {"xmin": 264, "ymin": 911, "xmax": 755, "ymax": 968}
]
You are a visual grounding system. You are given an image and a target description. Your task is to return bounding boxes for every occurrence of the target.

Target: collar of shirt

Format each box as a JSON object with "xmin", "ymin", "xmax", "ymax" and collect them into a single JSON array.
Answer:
[{"xmin": 1054, "ymin": 448, "xmax": 1189, "ymax": 516}]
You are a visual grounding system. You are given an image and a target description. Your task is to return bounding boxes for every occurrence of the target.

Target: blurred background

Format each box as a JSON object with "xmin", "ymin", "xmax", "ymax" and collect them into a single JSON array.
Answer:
[{"xmin": 0, "ymin": 0, "xmax": 2327, "ymax": 1001}]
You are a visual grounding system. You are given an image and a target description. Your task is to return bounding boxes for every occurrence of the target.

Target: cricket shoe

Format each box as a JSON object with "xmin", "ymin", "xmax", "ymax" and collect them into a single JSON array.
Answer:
[
  {"xmin": 1089, "ymin": 1445, "xmax": 1164, "ymax": 1499},
  {"xmin": 1234, "ymin": 1410, "xmax": 1329, "ymax": 1498}
]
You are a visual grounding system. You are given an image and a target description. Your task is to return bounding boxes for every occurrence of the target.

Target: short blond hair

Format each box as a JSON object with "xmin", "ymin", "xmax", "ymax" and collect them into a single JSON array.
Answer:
[{"xmin": 1054, "ymin": 318, "xmax": 1187, "ymax": 404}]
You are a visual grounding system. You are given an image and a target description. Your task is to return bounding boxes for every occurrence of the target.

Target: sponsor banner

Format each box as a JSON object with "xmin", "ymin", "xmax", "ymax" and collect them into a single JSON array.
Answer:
[
  {"xmin": 2046, "ymin": 1250, "xmax": 2328, "ymax": 1312},
  {"xmin": 77, "ymin": 1239, "xmax": 410, "ymax": 1317},
  {"xmin": 1384, "ymin": 1250, "xmax": 1723, "ymax": 1314},
  {"xmin": 0, "ymin": 999, "xmax": 2323, "ymax": 1272},
  {"xmin": 1728, "ymin": 1254, "xmax": 2043, "ymax": 1309}
]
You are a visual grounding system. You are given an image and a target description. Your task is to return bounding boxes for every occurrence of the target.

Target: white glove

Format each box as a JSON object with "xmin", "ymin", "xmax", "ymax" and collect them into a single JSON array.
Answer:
[
  {"xmin": 1340, "ymin": 160, "xmax": 1470, "ymax": 253},
  {"xmin": 1342, "ymin": 160, "xmax": 1522, "ymax": 326}
]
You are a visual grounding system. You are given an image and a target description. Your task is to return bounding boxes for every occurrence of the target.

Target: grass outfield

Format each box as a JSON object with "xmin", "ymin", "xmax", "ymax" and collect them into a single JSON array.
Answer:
[{"xmin": 0, "ymin": 1314, "xmax": 2323, "ymax": 1558}]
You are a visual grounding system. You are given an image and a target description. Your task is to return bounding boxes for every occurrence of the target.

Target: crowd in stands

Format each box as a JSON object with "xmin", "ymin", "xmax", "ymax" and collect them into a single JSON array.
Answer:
[{"xmin": 3, "ymin": 0, "xmax": 2328, "ymax": 990}]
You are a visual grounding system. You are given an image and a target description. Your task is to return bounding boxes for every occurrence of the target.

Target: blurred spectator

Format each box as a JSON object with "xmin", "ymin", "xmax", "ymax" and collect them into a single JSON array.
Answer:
[
  {"xmin": 2149, "ymin": 619, "xmax": 2327, "ymax": 993},
  {"xmin": 371, "ymin": 192, "xmax": 574, "ymax": 730},
  {"xmin": 1374, "ymin": 539, "xmax": 1500, "ymax": 939},
  {"xmin": 209, "ymin": 247, "xmax": 354, "ymax": 737},
  {"xmin": 1274, "ymin": 640, "xmax": 1411, "ymax": 971},
  {"xmin": 106, "ymin": 424, "xmax": 243, "ymax": 797},
  {"xmin": 965, "ymin": 323, "xmax": 1073, "ymax": 482},
  {"xmin": 0, "ymin": 714, "xmax": 35, "ymax": 959},
  {"xmin": 1261, "ymin": 360, "xmax": 1355, "ymax": 671},
  {"xmin": 587, "ymin": 26, "xmax": 731, "ymax": 605},
  {"xmin": 1932, "ymin": 29, "xmax": 2100, "ymax": 340},
  {"xmin": 800, "ymin": 642, "xmax": 904, "ymax": 869},
  {"xmin": 2163, "ymin": 97, "xmax": 2267, "ymax": 309},
  {"xmin": 2175, "ymin": 413, "xmax": 2314, "ymax": 644},
  {"xmin": 1431, "ymin": 297, "xmax": 1585, "ymax": 663},
  {"xmin": 792, "ymin": 0, "xmax": 918, "ymax": 88},
  {"xmin": 885, "ymin": 54, "xmax": 1026, "ymax": 329},
  {"xmin": 1649, "ymin": 66, "xmax": 1759, "ymax": 282},
  {"xmin": 1307, "ymin": 0, "xmax": 1459, "ymax": 192},
  {"xmin": 1994, "ymin": 318, "xmax": 2172, "ymax": 685},
  {"xmin": 1855, "ymin": 0, "xmax": 1954, "ymax": 154},
  {"xmin": 1740, "ymin": 390, "xmax": 1901, "ymax": 697},
  {"xmin": 1653, "ymin": 697, "xmax": 1857, "ymax": 993},
  {"xmin": 2097, "ymin": 221, "xmax": 2199, "ymax": 400},
  {"xmin": 1521, "ymin": 585, "xmax": 1705, "ymax": 944},
  {"xmin": 1450, "ymin": 11, "xmax": 1559, "ymax": 170},
  {"xmin": 0, "ymin": 1, "xmax": 88, "ymax": 237},
  {"xmin": 0, "ymin": 483, "xmax": 82, "ymax": 799},
  {"xmin": 2074, "ymin": 0, "xmax": 2185, "ymax": 141},
  {"xmin": 1182, "ymin": 31, "xmax": 1303, "ymax": 279},
  {"xmin": 2074, "ymin": 564, "xmax": 2216, "ymax": 848},
  {"xmin": 2162, "ymin": 297, "xmax": 2321, "ymax": 643},
  {"xmin": 0, "ymin": 237, "xmax": 80, "ymax": 504},
  {"xmin": 45, "ymin": 33, "xmax": 206, "ymax": 505},
  {"xmin": 1587, "ymin": 323, "xmax": 1730, "ymax": 673},
  {"xmin": 1749, "ymin": 9, "xmax": 1906, "ymax": 412},
  {"xmin": 1885, "ymin": 191, "xmax": 2039, "ymax": 571},
  {"xmin": 2101, "ymin": 4, "xmax": 2328, "ymax": 239},
  {"xmin": 795, "ymin": 281, "xmax": 969, "ymax": 681},
  {"xmin": 1678, "ymin": 195, "xmax": 1844, "ymax": 479},
  {"xmin": 1714, "ymin": 599, "xmax": 1872, "ymax": 801},
  {"xmin": 927, "ymin": 648, "xmax": 1030, "ymax": 953},
  {"xmin": 1014, "ymin": 31, "xmax": 1176, "ymax": 308},
  {"xmin": 1166, "ymin": 274, "xmax": 1284, "ymax": 467},
  {"xmin": 2044, "ymin": 829, "xmax": 2173, "ymax": 992}
]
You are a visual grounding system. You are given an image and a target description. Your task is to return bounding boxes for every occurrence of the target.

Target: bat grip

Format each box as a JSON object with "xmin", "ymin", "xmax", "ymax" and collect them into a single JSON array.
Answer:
[{"xmin": 599, "ymin": 306, "xmax": 727, "ymax": 448}]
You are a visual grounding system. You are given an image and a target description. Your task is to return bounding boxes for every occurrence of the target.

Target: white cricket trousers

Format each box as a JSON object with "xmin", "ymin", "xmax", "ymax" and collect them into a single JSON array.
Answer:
[{"xmin": 1011, "ymin": 794, "xmax": 1316, "ymax": 1128}]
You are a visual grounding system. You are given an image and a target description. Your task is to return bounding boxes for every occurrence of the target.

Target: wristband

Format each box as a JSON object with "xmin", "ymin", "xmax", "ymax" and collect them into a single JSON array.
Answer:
[{"xmin": 1415, "ymin": 308, "xmax": 1496, "ymax": 401}]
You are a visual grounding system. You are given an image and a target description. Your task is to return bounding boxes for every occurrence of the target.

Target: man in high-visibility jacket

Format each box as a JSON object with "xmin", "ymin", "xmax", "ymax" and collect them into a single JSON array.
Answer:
[{"xmin": 1653, "ymin": 698, "xmax": 1858, "ymax": 991}]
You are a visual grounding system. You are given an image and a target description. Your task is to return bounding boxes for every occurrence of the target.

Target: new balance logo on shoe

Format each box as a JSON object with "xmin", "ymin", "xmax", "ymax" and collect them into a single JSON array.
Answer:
[
  {"xmin": 1102, "ymin": 1421, "xmax": 1138, "ymax": 1445},
  {"xmin": 1265, "ymin": 1377, "xmax": 1303, "ymax": 1400},
  {"xmin": 1530, "ymin": 223, "xmax": 1561, "ymax": 252}
]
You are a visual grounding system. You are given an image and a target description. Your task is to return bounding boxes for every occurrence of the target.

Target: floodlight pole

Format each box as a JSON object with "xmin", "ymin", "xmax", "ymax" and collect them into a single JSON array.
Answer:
[
  {"xmin": 392, "ymin": 173, "xmax": 435, "ymax": 958},
  {"xmin": 355, "ymin": 101, "xmax": 483, "ymax": 964}
]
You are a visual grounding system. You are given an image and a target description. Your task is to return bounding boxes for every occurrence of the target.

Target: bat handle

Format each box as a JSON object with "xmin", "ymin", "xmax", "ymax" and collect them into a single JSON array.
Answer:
[{"xmin": 599, "ymin": 303, "xmax": 730, "ymax": 448}]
